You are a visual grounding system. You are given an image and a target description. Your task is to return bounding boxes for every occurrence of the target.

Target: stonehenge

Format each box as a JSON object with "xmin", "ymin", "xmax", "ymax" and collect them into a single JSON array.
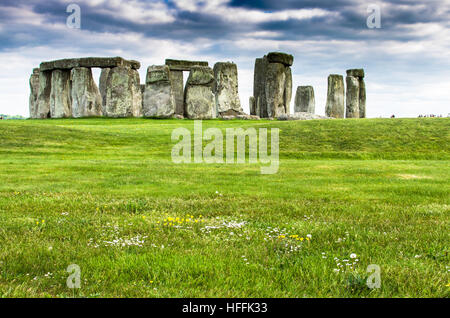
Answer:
[
  {"xmin": 251, "ymin": 52, "xmax": 293, "ymax": 118},
  {"xmin": 346, "ymin": 69, "xmax": 366, "ymax": 118},
  {"xmin": 28, "ymin": 55, "xmax": 367, "ymax": 121},
  {"xmin": 325, "ymin": 75, "xmax": 345, "ymax": 118},
  {"xmin": 295, "ymin": 86, "xmax": 315, "ymax": 114},
  {"xmin": 30, "ymin": 57, "xmax": 141, "ymax": 119}
]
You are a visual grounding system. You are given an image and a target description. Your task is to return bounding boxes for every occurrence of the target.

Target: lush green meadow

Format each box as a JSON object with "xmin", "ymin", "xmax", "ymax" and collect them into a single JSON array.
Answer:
[{"xmin": 0, "ymin": 117, "xmax": 448, "ymax": 298}]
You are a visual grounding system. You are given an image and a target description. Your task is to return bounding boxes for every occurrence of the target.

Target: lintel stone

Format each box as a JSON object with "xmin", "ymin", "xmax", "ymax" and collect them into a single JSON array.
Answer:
[
  {"xmin": 40, "ymin": 57, "xmax": 140, "ymax": 71},
  {"xmin": 165, "ymin": 59, "xmax": 209, "ymax": 71}
]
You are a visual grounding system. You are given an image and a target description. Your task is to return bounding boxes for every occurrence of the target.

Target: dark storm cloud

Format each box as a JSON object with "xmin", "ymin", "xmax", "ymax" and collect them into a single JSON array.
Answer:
[{"xmin": 0, "ymin": 0, "xmax": 448, "ymax": 49}]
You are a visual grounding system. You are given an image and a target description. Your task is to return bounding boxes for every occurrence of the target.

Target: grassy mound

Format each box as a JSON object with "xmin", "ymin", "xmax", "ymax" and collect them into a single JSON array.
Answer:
[{"xmin": 0, "ymin": 118, "xmax": 448, "ymax": 297}]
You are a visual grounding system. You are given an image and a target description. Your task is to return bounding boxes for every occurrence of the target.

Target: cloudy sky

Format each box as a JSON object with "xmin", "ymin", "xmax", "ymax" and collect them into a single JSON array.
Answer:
[{"xmin": 0, "ymin": 0, "xmax": 449, "ymax": 117}]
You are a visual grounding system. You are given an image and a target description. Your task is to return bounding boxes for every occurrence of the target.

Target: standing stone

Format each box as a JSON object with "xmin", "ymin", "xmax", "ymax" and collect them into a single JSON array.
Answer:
[
  {"xmin": 346, "ymin": 69, "xmax": 366, "ymax": 118},
  {"xmin": 143, "ymin": 65, "xmax": 175, "ymax": 118},
  {"xmin": 214, "ymin": 62, "xmax": 242, "ymax": 116},
  {"xmin": 253, "ymin": 57, "xmax": 268, "ymax": 117},
  {"xmin": 29, "ymin": 68, "xmax": 40, "ymax": 118},
  {"xmin": 284, "ymin": 67, "xmax": 292, "ymax": 114},
  {"xmin": 249, "ymin": 96, "xmax": 256, "ymax": 116},
  {"xmin": 184, "ymin": 66, "xmax": 215, "ymax": 119},
  {"xmin": 295, "ymin": 86, "xmax": 315, "ymax": 114},
  {"xmin": 171, "ymin": 70, "xmax": 184, "ymax": 116},
  {"xmin": 252, "ymin": 52, "xmax": 293, "ymax": 118},
  {"xmin": 105, "ymin": 66, "xmax": 142, "ymax": 117},
  {"xmin": 346, "ymin": 76, "xmax": 360, "ymax": 118},
  {"xmin": 325, "ymin": 74, "xmax": 345, "ymax": 118},
  {"xmin": 359, "ymin": 79, "xmax": 366, "ymax": 118},
  {"xmin": 71, "ymin": 67, "xmax": 102, "ymax": 118},
  {"xmin": 50, "ymin": 70, "xmax": 72, "ymax": 118},
  {"xmin": 36, "ymin": 70, "xmax": 52, "ymax": 119},
  {"xmin": 265, "ymin": 62, "xmax": 286, "ymax": 118},
  {"xmin": 99, "ymin": 68, "xmax": 110, "ymax": 113}
]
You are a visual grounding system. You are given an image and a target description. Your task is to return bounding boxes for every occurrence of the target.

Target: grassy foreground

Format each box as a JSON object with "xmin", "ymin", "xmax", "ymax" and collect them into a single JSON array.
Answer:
[{"xmin": 0, "ymin": 117, "xmax": 448, "ymax": 298}]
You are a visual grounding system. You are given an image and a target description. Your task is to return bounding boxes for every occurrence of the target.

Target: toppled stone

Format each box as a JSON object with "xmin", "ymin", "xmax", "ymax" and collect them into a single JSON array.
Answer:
[
  {"xmin": 40, "ymin": 57, "xmax": 140, "ymax": 71},
  {"xmin": 277, "ymin": 112, "xmax": 332, "ymax": 121},
  {"xmin": 214, "ymin": 62, "xmax": 242, "ymax": 115},
  {"xmin": 50, "ymin": 69, "xmax": 72, "ymax": 118},
  {"xmin": 29, "ymin": 68, "xmax": 40, "ymax": 118},
  {"xmin": 105, "ymin": 66, "xmax": 142, "ymax": 117},
  {"xmin": 267, "ymin": 52, "xmax": 294, "ymax": 66},
  {"xmin": 265, "ymin": 62, "xmax": 286, "ymax": 118},
  {"xmin": 325, "ymin": 74, "xmax": 345, "ymax": 118},
  {"xmin": 36, "ymin": 70, "xmax": 52, "ymax": 119},
  {"xmin": 295, "ymin": 86, "xmax": 315, "ymax": 114},
  {"xmin": 184, "ymin": 66, "xmax": 216, "ymax": 119},
  {"xmin": 143, "ymin": 65, "xmax": 175, "ymax": 118},
  {"xmin": 71, "ymin": 67, "xmax": 103, "ymax": 118},
  {"xmin": 221, "ymin": 114, "xmax": 260, "ymax": 120},
  {"xmin": 345, "ymin": 76, "xmax": 360, "ymax": 118}
]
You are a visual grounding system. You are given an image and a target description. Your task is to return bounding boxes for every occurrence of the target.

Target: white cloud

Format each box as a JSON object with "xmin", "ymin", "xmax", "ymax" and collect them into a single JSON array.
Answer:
[{"xmin": 172, "ymin": 0, "xmax": 333, "ymax": 24}]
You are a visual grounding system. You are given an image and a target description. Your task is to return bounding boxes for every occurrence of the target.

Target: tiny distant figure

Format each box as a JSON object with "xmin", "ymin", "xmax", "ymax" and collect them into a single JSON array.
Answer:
[
  {"xmin": 0, "ymin": 116, "xmax": 3, "ymax": 120},
  {"xmin": 390, "ymin": 114, "xmax": 395, "ymax": 118}
]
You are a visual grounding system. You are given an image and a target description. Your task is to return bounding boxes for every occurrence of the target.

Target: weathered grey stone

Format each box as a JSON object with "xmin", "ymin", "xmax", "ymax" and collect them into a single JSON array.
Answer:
[
  {"xmin": 143, "ymin": 65, "xmax": 175, "ymax": 118},
  {"xmin": 278, "ymin": 112, "xmax": 332, "ymax": 121},
  {"xmin": 295, "ymin": 86, "xmax": 315, "ymax": 114},
  {"xmin": 214, "ymin": 62, "xmax": 242, "ymax": 115},
  {"xmin": 50, "ymin": 70, "xmax": 72, "ymax": 118},
  {"xmin": 221, "ymin": 114, "xmax": 260, "ymax": 120},
  {"xmin": 105, "ymin": 67, "xmax": 142, "ymax": 118},
  {"xmin": 265, "ymin": 62, "xmax": 286, "ymax": 118},
  {"xmin": 249, "ymin": 96, "xmax": 256, "ymax": 116},
  {"xmin": 29, "ymin": 68, "xmax": 40, "ymax": 118},
  {"xmin": 40, "ymin": 57, "xmax": 140, "ymax": 72},
  {"xmin": 346, "ymin": 76, "xmax": 360, "ymax": 118},
  {"xmin": 36, "ymin": 70, "xmax": 52, "ymax": 119},
  {"xmin": 267, "ymin": 52, "xmax": 294, "ymax": 66},
  {"xmin": 284, "ymin": 67, "xmax": 292, "ymax": 114},
  {"xmin": 325, "ymin": 74, "xmax": 345, "ymax": 118},
  {"xmin": 359, "ymin": 79, "xmax": 366, "ymax": 118},
  {"xmin": 346, "ymin": 69, "xmax": 365, "ymax": 78},
  {"xmin": 165, "ymin": 59, "xmax": 208, "ymax": 71},
  {"xmin": 99, "ymin": 68, "xmax": 110, "ymax": 112},
  {"xmin": 170, "ymin": 70, "xmax": 184, "ymax": 115},
  {"xmin": 184, "ymin": 66, "xmax": 215, "ymax": 119},
  {"xmin": 146, "ymin": 65, "xmax": 170, "ymax": 84},
  {"xmin": 187, "ymin": 66, "xmax": 214, "ymax": 85},
  {"xmin": 71, "ymin": 67, "xmax": 103, "ymax": 118},
  {"xmin": 253, "ymin": 57, "xmax": 269, "ymax": 117}
]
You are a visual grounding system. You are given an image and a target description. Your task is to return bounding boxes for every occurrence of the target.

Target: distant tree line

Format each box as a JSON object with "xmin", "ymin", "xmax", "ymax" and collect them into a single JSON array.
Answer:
[{"xmin": 0, "ymin": 114, "xmax": 27, "ymax": 120}]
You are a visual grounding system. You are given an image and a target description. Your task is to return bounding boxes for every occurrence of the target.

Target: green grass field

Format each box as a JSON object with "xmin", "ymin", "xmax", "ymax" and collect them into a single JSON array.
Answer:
[{"xmin": 0, "ymin": 117, "xmax": 448, "ymax": 298}]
